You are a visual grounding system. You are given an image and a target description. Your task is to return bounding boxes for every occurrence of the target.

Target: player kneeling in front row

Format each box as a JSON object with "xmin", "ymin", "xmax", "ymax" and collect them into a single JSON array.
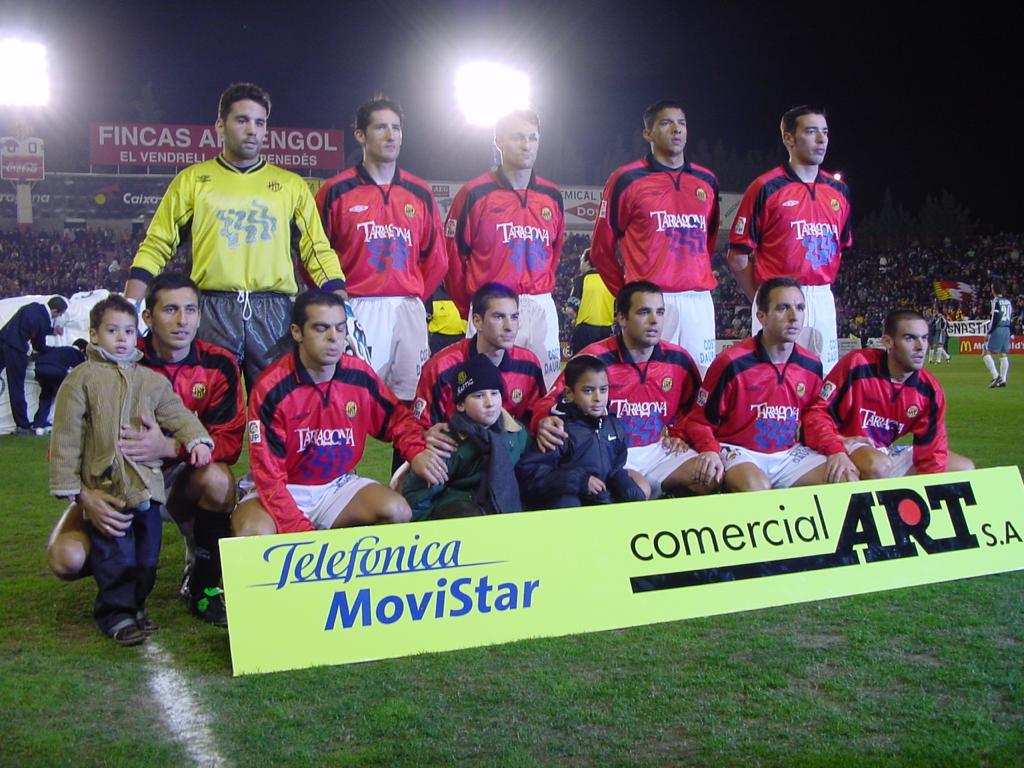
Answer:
[
  {"xmin": 803, "ymin": 308, "xmax": 975, "ymax": 477},
  {"xmin": 232, "ymin": 290, "xmax": 448, "ymax": 535},
  {"xmin": 403, "ymin": 355, "xmax": 528, "ymax": 519},
  {"xmin": 49, "ymin": 296, "xmax": 213, "ymax": 646},
  {"xmin": 683, "ymin": 277, "xmax": 858, "ymax": 492},
  {"xmin": 517, "ymin": 355, "xmax": 645, "ymax": 508}
]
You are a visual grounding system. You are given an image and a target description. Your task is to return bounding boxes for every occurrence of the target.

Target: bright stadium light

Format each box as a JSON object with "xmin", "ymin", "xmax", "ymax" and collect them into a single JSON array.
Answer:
[
  {"xmin": 455, "ymin": 62, "xmax": 530, "ymax": 127},
  {"xmin": 0, "ymin": 39, "xmax": 50, "ymax": 106}
]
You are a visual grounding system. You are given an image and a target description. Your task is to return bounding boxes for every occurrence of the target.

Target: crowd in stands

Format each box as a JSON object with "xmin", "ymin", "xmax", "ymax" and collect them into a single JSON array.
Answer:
[{"xmin": 2, "ymin": 227, "xmax": 1021, "ymax": 338}]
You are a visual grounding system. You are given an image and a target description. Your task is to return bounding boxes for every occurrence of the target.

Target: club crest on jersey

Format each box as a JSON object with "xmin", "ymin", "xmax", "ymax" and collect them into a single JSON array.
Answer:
[
  {"xmin": 248, "ymin": 419, "xmax": 261, "ymax": 444},
  {"xmin": 661, "ymin": 377, "xmax": 673, "ymax": 392},
  {"xmin": 541, "ymin": 206, "xmax": 553, "ymax": 222},
  {"xmin": 830, "ymin": 198, "xmax": 841, "ymax": 212},
  {"xmin": 267, "ymin": 180, "xmax": 282, "ymax": 192},
  {"xmin": 696, "ymin": 388, "xmax": 709, "ymax": 406},
  {"xmin": 413, "ymin": 398, "xmax": 426, "ymax": 419},
  {"xmin": 696, "ymin": 188, "xmax": 707, "ymax": 202},
  {"xmin": 445, "ymin": 219, "xmax": 457, "ymax": 237},
  {"xmin": 907, "ymin": 405, "xmax": 919, "ymax": 419},
  {"xmin": 511, "ymin": 388, "xmax": 523, "ymax": 404},
  {"xmin": 404, "ymin": 203, "xmax": 416, "ymax": 218},
  {"xmin": 796, "ymin": 382, "xmax": 806, "ymax": 397},
  {"xmin": 191, "ymin": 383, "xmax": 207, "ymax": 400},
  {"xmin": 819, "ymin": 381, "xmax": 836, "ymax": 401},
  {"xmin": 734, "ymin": 216, "xmax": 746, "ymax": 235},
  {"xmin": 346, "ymin": 401, "xmax": 358, "ymax": 418}
]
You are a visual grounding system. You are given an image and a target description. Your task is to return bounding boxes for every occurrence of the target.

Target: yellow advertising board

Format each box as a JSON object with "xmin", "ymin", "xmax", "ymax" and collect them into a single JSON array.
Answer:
[{"xmin": 221, "ymin": 467, "xmax": 1024, "ymax": 676}]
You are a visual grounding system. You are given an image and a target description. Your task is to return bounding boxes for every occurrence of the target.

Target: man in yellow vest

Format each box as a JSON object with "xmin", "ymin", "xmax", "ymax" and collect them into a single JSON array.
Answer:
[{"xmin": 567, "ymin": 249, "xmax": 614, "ymax": 354}]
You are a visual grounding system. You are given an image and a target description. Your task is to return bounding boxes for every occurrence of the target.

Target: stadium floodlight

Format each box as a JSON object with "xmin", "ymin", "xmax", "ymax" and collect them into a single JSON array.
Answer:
[
  {"xmin": 455, "ymin": 62, "xmax": 530, "ymax": 127},
  {"xmin": 0, "ymin": 39, "xmax": 49, "ymax": 106}
]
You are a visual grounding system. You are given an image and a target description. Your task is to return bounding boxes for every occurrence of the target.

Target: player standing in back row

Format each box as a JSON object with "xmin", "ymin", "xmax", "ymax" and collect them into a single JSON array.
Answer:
[
  {"xmin": 444, "ymin": 109, "xmax": 565, "ymax": 388},
  {"xmin": 316, "ymin": 96, "xmax": 447, "ymax": 402},
  {"xmin": 125, "ymin": 83, "xmax": 346, "ymax": 389},
  {"xmin": 727, "ymin": 105, "xmax": 851, "ymax": 374},
  {"xmin": 590, "ymin": 99, "xmax": 720, "ymax": 374}
]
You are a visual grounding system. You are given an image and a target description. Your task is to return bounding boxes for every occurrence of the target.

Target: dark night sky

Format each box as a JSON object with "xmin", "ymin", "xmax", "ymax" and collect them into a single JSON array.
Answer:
[{"xmin": 3, "ymin": 0, "xmax": 1023, "ymax": 230}]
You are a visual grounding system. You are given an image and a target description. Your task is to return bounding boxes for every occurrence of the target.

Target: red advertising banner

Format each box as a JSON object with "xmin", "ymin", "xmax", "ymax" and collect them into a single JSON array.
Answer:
[
  {"xmin": 1, "ymin": 136, "xmax": 45, "ymax": 181},
  {"xmin": 957, "ymin": 336, "xmax": 1024, "ymax": 354},
  {"xmin": 89, "ymin": 123, "xmax": 345, "ymax": 171}
]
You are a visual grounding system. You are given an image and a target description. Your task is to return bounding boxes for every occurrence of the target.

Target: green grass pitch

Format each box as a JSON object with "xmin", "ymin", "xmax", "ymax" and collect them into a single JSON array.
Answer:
[{"xmin": 2, "ymin": 354, "xmax": 1021, "ymax": 766}]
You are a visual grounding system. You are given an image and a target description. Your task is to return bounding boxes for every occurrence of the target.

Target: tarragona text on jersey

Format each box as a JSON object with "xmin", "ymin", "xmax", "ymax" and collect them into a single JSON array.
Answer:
[
  {"xmin": 729, "ymin": 163, "xmax": 851, "ymax": 286},
  {"xmin": 444, "ymin": 168, "xmax": 564, "ymax": 314},
  {"xmin": 684, "ymin": 334, "xmax": 824, "ymax": 454},
  {"xmin": 590, "ymin": 154, "xmax": 720, "ymax": 295},
  {"xmin": 131, "ymin": 157, "xmax": 345, "ymax": 293},
  {"xmin": 315, "ymin": 164, "xmax": 447, "ymax": 302},
  {"xmin": 803, "ymin": 347, "xmax": 948, "ymax": 473},
  {"xmin": 246, "ymin": 350, "xmax": 426, "ymax": 533}
]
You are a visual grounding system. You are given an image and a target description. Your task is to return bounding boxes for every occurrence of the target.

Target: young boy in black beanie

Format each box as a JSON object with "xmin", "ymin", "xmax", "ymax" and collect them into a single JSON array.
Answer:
[{"xmin": 403, "ymin": 355, "xmax": 528, "ymax": 519}]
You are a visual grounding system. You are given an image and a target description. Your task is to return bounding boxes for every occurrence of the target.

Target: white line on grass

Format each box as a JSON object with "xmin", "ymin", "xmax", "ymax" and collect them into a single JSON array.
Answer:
[{"xmin": 143, "ymin": 640, "xmax": 227, "ymax": 767}]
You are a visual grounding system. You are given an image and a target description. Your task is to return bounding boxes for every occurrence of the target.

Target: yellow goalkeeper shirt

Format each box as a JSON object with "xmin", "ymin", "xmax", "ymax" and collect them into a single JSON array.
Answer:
[{"xmin": 131, "ymin": 156, "xmax": 345, "ymax": 294}]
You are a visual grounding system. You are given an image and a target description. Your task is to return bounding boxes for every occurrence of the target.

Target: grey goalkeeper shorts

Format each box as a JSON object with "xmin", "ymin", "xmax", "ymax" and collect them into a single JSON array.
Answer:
[{"xmin": 198, "ymin": 291, "xmax": 293, "ymax": 389}]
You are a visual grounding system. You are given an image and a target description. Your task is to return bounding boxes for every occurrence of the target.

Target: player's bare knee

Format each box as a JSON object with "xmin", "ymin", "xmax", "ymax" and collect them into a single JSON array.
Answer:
[
  {"xmin": 232, "ymin": 502, "xmax": 277, "ymax": 537},
  {"xmin": 861, "ymin": 454, "xmax": 894, "ymax": 479},
  {"xmin": 190, "ymin": 463, "xmax": 237, "ymax": 513},
  {"xmin": 375, "ymin": 493, "xmax": 412, "ymax": 525},
  {"xmin": 628, "ymin": 470, "xmax": 652, "ymax": 499}
]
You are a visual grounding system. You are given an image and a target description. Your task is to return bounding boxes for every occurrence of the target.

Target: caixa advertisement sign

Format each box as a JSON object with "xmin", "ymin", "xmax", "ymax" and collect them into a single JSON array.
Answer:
[{"xmin": 221, "ymin": 467, "xmax": 1024, "ymax": 676}]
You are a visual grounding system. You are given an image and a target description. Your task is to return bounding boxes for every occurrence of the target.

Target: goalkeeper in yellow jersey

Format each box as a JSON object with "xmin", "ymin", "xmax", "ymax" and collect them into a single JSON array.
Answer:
[{"xmin": 124, "ymin": 83, "xmax": 346, "ymax": 388}]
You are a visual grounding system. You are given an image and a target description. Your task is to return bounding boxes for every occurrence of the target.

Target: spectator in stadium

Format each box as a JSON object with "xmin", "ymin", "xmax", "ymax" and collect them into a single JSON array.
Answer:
[
  {"xmin": 683, "ymin": 277, "xmax": 858, "ymax": 491},
  {"xmin": 590, "ymin": 99, "xmax": 720, "ymax": 373},
  {"xmin": 532, "ymin": 280, "xmax": 711, "ymax": 499},
  {"xmin": 48, "ymin": 295, "xmax": 213, "ymax": 646},
  {"xmin": 316, "ymin": 96, "xmax": 447, "ymax": 403},
  {"xmin": 517, "ymin": 355, "xmax": 645, "ymax": 509},
  {"xmin": 727, "ymin": 106, "xmax": 851, "ymax": 374},
  {"xmin": 567, "ymin": 249, "xmax": 614, "ymax": 355},
  {"xmin": 444, "ymin": 109, "xmax": 565, "ymax": 388},
  {"xmin": 123, "ymin": 83, "xmax": 345, "ymax": 390},
  {"xmin": 48, "ymin": 273, "xmax": 244, "ymax": 628},
  {"xmin": 403, "ymin": 355, "xmax": 527, "ymax": 520},
  {"xmin": 0, "ymin": 295, "xmax": 67, "ymax": 434},
  {"xmin": 413, "ymin": 282, "xmax": 546, "ymax": 456},
  {"xmin": 231, "ymin": 290, "xmax": 447, "ymax": 536},
  {"xmin": 31, "ymin": 337, "xmax": 87, "ymax": 433},
  {"xmin": 804, "ymin": 309, "xmax": 975, "ymax": 477}
]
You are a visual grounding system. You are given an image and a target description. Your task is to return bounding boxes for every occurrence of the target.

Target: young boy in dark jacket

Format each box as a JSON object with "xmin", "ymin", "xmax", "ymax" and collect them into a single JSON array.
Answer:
[
  {"xmin": 517, "ymin": 355, "xmax": 644, "ymax": 508},
  {"xmin": 403, "ymin": 355, "xmax": 528, "ymax": 519}
]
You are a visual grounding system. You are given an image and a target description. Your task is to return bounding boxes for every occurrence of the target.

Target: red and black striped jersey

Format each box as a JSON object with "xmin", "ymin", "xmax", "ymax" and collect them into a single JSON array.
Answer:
[
  {"xmin": 443, "ymin": 168, "xmax": 564, "ymax": 314},
  {"xmin": 315, "ymin": 164, "xmax": 447, "ymax": 302},
  {"xmin": 729, "ymin": 163, "xmax": 852, "ymax": 286},
  {"xmin": 590, "ymin": 154, "xmax": 720, "ymax": 294},
  {"xmin": 803, "ymin": 347, "xmax": 948, "ymax": 473},
  {"xmin": 247, "ymin": 349, "xmax": 427, "ymax": 533},
  {"xmin": 412, "ymin": 337, "xmax": 545, "ymax": 428},
  {"xmin": 140, "ymin": 336, "xmax": 244, "ymax": 465},
  {"xmin": 684, "ymin": 334, "xmax": 823, "ymax": 454},
  {"xmin": 531, "ymin": 334, "xmax": 701, "ymax": 448}
]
